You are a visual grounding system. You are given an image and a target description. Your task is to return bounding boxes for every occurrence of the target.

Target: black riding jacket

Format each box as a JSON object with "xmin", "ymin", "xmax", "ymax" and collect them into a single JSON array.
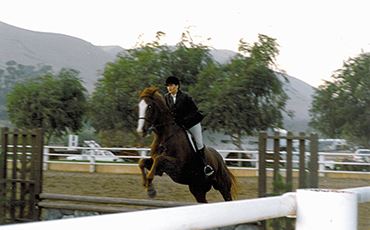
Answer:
[{"xmin": 165, "ymin": 90, "xmax": 204, "ymax": 129}]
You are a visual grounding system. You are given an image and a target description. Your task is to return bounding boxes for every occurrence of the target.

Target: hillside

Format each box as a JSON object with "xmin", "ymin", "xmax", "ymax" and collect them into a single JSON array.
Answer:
[
  {"xmin": 0, "ymin": 21, "xmax": 314, "ymax": 131},
  {"xmin": 0, "ymin": 21, "xmax": 117, "ymax": 91}
]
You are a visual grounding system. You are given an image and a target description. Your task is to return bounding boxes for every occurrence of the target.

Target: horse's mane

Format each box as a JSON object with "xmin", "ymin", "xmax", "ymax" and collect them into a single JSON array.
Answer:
[
  {"xmin": 139, "ymin": 86, "xmax": 168, "ymax": 110},
  {"xmin": 139, "ymin": 86, "xmax": 160, "ymax": 98}
]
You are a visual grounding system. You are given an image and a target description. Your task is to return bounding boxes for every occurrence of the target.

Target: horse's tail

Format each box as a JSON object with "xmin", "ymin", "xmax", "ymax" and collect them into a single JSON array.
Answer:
[
  {"xmin": 225, "ymin": 166, "xmax": 238, "ymax": 200},
  {"xmin": 208, "ymin": 147, "xmax": 238, "ymax": 200}
]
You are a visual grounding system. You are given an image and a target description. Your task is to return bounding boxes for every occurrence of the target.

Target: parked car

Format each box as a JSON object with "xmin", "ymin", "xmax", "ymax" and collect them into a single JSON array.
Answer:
[
  {"xmin": 67, "ymin": 140, "xmax": 124, "ymax": 162},
  {"xmin": 66, "ymin": 150, "xmax": 124, "ymax": 162},
  {"xmin": 353, "ymin": 149, "xmax": 370, "ymax": 162}
]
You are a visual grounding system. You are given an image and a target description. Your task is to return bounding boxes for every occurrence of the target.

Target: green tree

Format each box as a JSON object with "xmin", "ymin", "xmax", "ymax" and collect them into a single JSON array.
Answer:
[
  {"xmin": 167, "ymin": 31, "xmax": 214, "ymax": 90},
  {"xmin": 310, "ymin": 53, "xmax": 370, "ymax": 147},
  {"xmin": 89, "ymin": 45, "xmax": 167, "ymax": 145},
  {"xmin": 0, "ymin": 61, "xmax": 52, "ymax": 121},
  {"xmin": 192, "ymin": 34, "xmax": 289, "ymax": 149},
  {"xmin": 89, "ymin": 31, "xmax": 215, "ymax": 146},
  {"xmin": 6, "ymin": 69, "xmax": 87, "ymax": 143}
]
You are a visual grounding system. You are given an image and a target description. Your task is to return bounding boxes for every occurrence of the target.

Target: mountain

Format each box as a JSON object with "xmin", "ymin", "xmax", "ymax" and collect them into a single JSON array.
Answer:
[
  {"xmin": 0, "ymin": 21, "xmax": 314, "ymax": 131},
  {"xmin": 279, "ymin": 73, "xmax": 315, "ymax": 131},
  {"xmin": 0, "ymin": 21, "xmax": 117, "ymax": 91}
]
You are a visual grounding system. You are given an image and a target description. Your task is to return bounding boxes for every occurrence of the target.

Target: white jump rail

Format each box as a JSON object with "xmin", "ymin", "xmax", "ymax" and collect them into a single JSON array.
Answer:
[{"xmin": 1, "ymin": 186, "xmax": 369, "ymax": 230}]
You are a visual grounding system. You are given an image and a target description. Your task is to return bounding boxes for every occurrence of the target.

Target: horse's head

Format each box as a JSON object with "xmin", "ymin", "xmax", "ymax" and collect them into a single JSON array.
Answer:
[{"xmin": 136, "ymin": 86, "xmax": 169, "ymax": 137}]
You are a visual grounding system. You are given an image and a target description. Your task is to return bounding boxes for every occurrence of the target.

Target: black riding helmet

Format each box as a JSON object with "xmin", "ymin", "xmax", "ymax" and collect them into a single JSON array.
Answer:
[{"xmin": 165, "ymin": 76, "xmax": 180, "ymax": 86}]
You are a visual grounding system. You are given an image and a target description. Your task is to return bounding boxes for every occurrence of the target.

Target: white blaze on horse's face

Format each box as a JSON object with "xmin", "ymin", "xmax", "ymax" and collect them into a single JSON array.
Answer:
[{"xmin": 137, "ymin": 99, "xmax": 148, "ymax": 133}]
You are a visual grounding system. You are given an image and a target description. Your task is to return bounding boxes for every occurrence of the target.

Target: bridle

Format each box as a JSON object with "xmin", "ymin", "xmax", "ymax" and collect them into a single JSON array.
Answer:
[
  {"xmin": 137, "ymin": 95, "xmax": 183, "ymax": 152},
  {"xmin": 139, "ymin": 98, "xmax": 176, "ymax": 134}
]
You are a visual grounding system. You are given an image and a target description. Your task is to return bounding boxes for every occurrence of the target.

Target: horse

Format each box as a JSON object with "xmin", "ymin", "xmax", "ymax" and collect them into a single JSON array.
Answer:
[{"xmin": 136, "ymin": 86, "xmax": 237, "ymax": 203}]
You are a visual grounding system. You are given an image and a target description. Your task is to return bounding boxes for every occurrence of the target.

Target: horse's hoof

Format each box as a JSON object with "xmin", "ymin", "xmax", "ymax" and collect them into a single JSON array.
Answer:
[{"xmin": 147, "ymin": 188, "xmax": 157, "ymax": 198}]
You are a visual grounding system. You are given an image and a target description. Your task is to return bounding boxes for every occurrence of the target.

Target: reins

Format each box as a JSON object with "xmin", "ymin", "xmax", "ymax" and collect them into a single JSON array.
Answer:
[{"xmin": 140, "ymin": 99, "xmax": 181, "ymax": 147}]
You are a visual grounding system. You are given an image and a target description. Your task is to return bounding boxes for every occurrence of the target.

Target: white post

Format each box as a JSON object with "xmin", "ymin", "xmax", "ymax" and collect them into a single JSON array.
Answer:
[
  {"xmin": 68, "ymin": 135, "xmax": 79, "ymax": 150},
  {"xmin": 43, "ymin": 147, "xmax": 49, "ymax": 170},
  {"xmin": 89, "ymin": 156, "xmax": 96, "ymax": 173},
  {"xmin": 296, "ymin": 189, "xmax": 358, "ymax": 230},
  {"xmin": 319, "ymin": 154, "xmax": 325, "ymax": 176}
]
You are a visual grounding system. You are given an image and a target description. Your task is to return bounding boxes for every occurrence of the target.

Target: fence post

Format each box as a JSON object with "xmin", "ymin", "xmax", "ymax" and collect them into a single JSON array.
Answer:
[
  {"xmin": 43, "ymin": 147, "xmax": 49, "ymax": 171},
  {"xmin": 297, "ymin": 132, "xmax": 306, "ymax": 188},
  {"xmin": 296, "ymin": 189, "xmax": 357, "ymax": 230},
  {"xmin": 272, "ymin": 132, "xmax": 280, "ymax": 194},
  {"xmin": 309, "ymin": 133, "xmax": 319, "ymax": 187},
  {"xmin": 89, "ymin": 156, "xmax": 96, "ymax": 173},
  {"xmin": 32, "ymin": 128, "xmax": 44, "ymax": 221},
  {"xmin": 0, "ymin": 128, "xmax": 9, "ymax": 224},
  {"xmin": 319, "ymin": 154, "xmax": 325, "ymax": 176},
  {"xmin": 258, "ymin": 132, "xmax": 267, "ymax": 198},
  {"xmin": 285, "ymin": 132, "xmax": 293, "ymax": 192}
]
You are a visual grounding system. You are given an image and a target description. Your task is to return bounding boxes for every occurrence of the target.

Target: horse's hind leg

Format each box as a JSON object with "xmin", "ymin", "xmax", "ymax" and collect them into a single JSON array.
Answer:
[
  {"xmin": 212, "ymin": 173, "xmax": 234, "ymax": 201},
  {"xmin": 189, "ymin": 184, "xmax": 211, "ymax": 203},
  {"xmin": 214, "ymin": 179, "xmax": 233, "ymax": 201},
  {"xmin": 220, "ymin": 190, "xmax": 232, "ymax": 201}
]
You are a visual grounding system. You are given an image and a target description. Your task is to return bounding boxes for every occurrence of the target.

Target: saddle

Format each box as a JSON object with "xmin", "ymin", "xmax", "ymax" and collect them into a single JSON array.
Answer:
[{"xmin": 154, "ymin": 129, "xmax": 197, "ymax": 154}]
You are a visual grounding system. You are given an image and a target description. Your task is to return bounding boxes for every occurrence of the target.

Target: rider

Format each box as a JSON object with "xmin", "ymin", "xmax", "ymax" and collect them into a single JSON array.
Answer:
[{"xmin": 164, "ymin": 76, "xmax": 214, "ymax": 177}]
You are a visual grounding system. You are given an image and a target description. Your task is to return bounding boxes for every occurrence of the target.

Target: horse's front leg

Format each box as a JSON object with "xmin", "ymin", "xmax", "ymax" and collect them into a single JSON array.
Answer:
[
  {"xmin": 146, "ymin": 156, "xmax": 159, "ymax": 182},
  {"xmin": 138, "ymin": 158, "xmax": 153, "ymax": 187},
  {"xmin": 146, "ymin": 133, "xmax": 160, "ymax": 180},
  {"xmin": 144, "ymin": 155, "xmax": 161, "ymax": 198},
  {"xmin": 141, "ymin": 135, "xmax": 160, "ymax": 198},
  {"xmin": 145, "ymin": 154, "xmax": 178, "ymax": 198},
  {"xmin": 138, "ymin": 157, "xmax": 157, "ymax": 198}
]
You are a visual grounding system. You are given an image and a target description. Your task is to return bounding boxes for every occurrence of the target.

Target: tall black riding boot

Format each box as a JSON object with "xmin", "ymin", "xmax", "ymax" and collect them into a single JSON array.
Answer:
[{"xmin": 199, "ymin": 147, "xmax": 214, "ymax": 177}]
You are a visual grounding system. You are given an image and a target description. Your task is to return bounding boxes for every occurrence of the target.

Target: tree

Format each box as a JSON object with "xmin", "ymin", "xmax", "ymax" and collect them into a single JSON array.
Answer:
[
  {"xmin": 191, "ymin": 34, "xmax": 289, "ymax": 149},
  {"xmin": 91, "ymin": 32, "xmax": 288, "ymax": 148},
  {"xmin": 89, "ymin": 31, "xmax": 215, "ymax": 146},
  {"xmin": 89, "ymin": 45, "xmax": 167, "ymax": 145},
  {"xmin": 6, "ymin": 69, "xmax": 87, "ymax": 143},
  {"xmin": 167, "ymin": 31, "xmax": 214, "ymax": 90},
  {"xmin": 0, "ymin": 61, "xmax": 52, "ymax": 121},
  {"xmin": 310, "ymin": 53, "xmax": 370, "ymax": 147}
]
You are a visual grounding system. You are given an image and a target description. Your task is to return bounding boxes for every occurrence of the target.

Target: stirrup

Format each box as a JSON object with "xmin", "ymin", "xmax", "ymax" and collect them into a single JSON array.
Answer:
[{"xmin": 204, "ymin": 165, "xmax": 214, "ymax": 177}]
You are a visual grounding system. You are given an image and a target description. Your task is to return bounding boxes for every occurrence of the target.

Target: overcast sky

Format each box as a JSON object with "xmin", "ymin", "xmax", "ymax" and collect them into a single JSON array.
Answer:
[{"xmin": 2, "ymin": 0, "xmax": 370, "ymax": 87}]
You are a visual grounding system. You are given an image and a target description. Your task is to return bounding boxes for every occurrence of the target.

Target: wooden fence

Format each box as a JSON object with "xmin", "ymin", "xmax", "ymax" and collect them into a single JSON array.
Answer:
[
  {"xmin": 258, "ymin": 131, "xmax": 319, "ymax": 197},
  {"xmin": 0, "ymin": 128, "xmax": 44, "ymax": 224},
  {"xmin": 257, "ymin": 131, "xmax": 319, "ymax": 230}
]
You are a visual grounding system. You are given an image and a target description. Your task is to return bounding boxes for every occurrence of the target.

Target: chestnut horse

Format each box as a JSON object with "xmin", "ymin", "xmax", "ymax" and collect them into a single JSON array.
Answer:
[{"xmin": 137, "ymin": 86, "xmax": 237, "ymax": 203}]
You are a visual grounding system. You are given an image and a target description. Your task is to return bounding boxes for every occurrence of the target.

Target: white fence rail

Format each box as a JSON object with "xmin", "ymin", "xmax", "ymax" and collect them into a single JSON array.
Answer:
[
  {"xmin": 42, "ymin": 146, "xmax": 370, "ymax": 174},
  {"xmin": 1, "ymin": 186, "xmax": 369, "ymax": 230}
]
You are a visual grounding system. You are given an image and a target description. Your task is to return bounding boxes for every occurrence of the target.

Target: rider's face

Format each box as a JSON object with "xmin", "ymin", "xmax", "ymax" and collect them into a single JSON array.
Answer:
[{"xmin": 167, "ymin": 84, "xmax": 178, "ymax": 95}]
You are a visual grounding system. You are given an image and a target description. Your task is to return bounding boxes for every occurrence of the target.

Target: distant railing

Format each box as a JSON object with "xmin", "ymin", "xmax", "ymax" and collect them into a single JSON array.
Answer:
[{"xmin": 39, "ymin": 145, "xmax": 370, "ymax": 175}]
